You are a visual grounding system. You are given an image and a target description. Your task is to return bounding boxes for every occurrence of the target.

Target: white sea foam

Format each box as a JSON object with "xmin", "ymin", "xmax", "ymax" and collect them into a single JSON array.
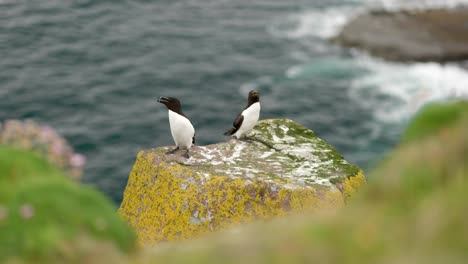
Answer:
[
  {"xmin": 268, "ymin": 6, "xmax": 361, "ymax": 39},
  {"xmin": 266, "ymin": 0, "xmax": 468, "ymax": 123},
  {"xmin": 360, "ymin": 0, "xmax": 468, "ymax": 10},
  {"xmin": 247, "ymin": 56, "xmax": 468, "ymax": 124},
  {"xmin": 285, "ymin": 65, "xmax": 304, "ymax": 79},
  {"xmin": 268, "ymin": 0, "xmax": 468, "ymax": 41},
  {"xmin": 349, "ymin": 56, "xmax": 468, "ymax": 123}
]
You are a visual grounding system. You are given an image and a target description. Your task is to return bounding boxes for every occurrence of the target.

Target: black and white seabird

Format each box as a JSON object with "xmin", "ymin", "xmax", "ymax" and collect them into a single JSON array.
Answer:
[
  {"xmin": 224, "ymin": 90, "xmax": 260, "ymax": 139},
  {"xmin": 157, "ymin": 96, "xmax": 195, "ymax": 158}
]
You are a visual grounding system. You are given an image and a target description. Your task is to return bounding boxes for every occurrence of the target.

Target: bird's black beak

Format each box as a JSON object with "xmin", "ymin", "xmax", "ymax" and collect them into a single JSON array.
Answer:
[{"xmin": 158, "ymin": 96, "xmax": 169, "ymax": 104}]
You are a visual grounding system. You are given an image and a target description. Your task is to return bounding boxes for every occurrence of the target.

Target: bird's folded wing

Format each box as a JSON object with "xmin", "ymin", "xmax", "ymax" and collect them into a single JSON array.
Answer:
[
  {"xmin": 233, "ymin": 114, "xmax": 244, "ymax": 130},
  {"xmin": 224, "ymin": 113, "xmax": 243, "ymax": 136}
]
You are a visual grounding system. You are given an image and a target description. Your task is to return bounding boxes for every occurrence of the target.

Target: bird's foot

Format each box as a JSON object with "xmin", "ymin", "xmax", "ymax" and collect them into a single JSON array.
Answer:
[
  {"xmin": 182, "ymin": 149, "xmax": 190, "ymax": 159},
  {"xmin": 166, "ymin": 146, "xmax": 179, "ymax": 155}
]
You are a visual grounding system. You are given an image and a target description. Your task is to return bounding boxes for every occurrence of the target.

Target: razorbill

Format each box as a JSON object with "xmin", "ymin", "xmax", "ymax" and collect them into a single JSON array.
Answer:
[
  {"xmin": 224, "ymin": 90, "xmax": 260, "ymax": 139},
  {"xmin": 157, "ymin": 96, "xmax": 195, "ymax": 158}
]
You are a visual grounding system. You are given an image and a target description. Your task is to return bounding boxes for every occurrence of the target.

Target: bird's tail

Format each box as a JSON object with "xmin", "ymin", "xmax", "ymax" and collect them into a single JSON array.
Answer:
[{"xmin": 223, "ymin": 128, "xmax": 235, "ymax": 136}]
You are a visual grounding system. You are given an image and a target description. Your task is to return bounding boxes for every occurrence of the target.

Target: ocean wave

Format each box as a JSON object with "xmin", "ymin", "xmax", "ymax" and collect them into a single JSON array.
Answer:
[
  {"xmin": 245, "ymin": 55, "xmax": 468, "ymax": 124},
  {"xmin": 268, "ymin": 0, "xmax": 468, "ymax": 41},
  {"xmin": 360, "ymin": 0, "xmax": 468, "ymax": 10},
  {"xmin": 267, "ymin": 6, "xmax": 362, "ymax": 39},
  {"xmin": 267, "ymin": 0, "xmax": 468, "ymax": 124},
  {"xmin": 349, "ymin": 56, "xmax": 468, "ymax": 123}
]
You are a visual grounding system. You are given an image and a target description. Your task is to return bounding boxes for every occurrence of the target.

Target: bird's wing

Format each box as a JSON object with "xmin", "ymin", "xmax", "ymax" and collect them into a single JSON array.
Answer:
[
  {"xmin": 224, "ymin": 113, "xmax": 243, "ymax": 136},
  {"xmin": 233, "ymin": 113, "xmax": 244, "ymax": 130}
]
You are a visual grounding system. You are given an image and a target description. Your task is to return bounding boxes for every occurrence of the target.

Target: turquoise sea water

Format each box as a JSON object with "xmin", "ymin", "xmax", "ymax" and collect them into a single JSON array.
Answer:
[{"xmin": 1, "ymin": 0, "xmax": 468, "ymax": 203}]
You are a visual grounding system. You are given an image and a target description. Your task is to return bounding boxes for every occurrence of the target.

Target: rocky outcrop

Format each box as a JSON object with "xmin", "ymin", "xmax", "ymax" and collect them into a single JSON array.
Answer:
[
  {"xmin": 333, "ymin": 8, "xmax": 468, "ymax": 62},
  {"xmin": 119, "ymin": 119, "xmax": 365, "ymax": 245}
]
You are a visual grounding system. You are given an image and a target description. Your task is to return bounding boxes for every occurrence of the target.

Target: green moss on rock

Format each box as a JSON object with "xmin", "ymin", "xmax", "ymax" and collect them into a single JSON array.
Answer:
[{"xmin": 119, "ymin": 119, "xmax": 365, "ymax": 245}]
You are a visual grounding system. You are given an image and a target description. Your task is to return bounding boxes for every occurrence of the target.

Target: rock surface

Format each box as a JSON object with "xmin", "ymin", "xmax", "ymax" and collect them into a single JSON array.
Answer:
[
  {"xmin": 119, "ymin": 119, "xmax": 365, "ymax": 245},
  {"xmin": 334, "ymin": 8, "xmax": 468, "ymax": 62}
]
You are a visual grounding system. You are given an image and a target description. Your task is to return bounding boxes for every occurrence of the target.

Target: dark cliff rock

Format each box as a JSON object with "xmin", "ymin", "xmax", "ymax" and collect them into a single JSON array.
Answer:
[{"xmin": 333, "ymin": 8, "xmax": 468, "ymax": 62}]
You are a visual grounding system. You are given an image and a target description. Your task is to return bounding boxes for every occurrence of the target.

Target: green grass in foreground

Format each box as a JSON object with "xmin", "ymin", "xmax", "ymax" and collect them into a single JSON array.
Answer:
[
  {"xmin": 402, "ymin": 100, "xmax": 468, "ymax": 143},
  {"xmin": 0, "ymin": 146, "xmax": 136, "ymax": 263},
  {"xmin": 0, "ymin": 147, "xmax": 65, "ymax": 200}
]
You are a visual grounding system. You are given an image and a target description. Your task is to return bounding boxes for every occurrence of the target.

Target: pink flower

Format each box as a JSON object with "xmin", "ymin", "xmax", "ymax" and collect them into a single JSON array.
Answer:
[
  {"xmin": 51, "ymin": 140, "xmax": 65, "ymax": 156},
  {"xmin": 24, "ymin": 120, "xmax": 38, "ymax": 135},
  {"xmin": 0, "ymin": 205, "xmax": 8, "ymax": 221},
  {"xmin": 70, "ymin": 153, "xmax": 86, "ymax": 168},
  {"xmin": 19, "ymin": 204, "xmax": 35, "ymax": 219},
  {"xmin": 40, "ymin": 126, "xmax": 55, "ymax": 142}
]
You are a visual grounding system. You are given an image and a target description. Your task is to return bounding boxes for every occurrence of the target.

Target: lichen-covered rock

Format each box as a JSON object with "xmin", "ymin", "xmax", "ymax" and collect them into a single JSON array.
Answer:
[{"xmin": 119, "ymin": 119, "xmax": 365, "ymax": 245}]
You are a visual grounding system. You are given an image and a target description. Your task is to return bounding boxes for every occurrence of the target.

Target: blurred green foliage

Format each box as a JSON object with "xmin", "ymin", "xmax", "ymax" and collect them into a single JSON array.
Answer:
[
  {"xmin": 402, "ymin": 100, "xmax": 468, "ymax": 143},
  {"xmin": 0, "ymin": 146, "xmax": 135, "ymax": 263},
  {"xmin": 0, "ymin": 119, "xmax": 86, "ymax": 180}
]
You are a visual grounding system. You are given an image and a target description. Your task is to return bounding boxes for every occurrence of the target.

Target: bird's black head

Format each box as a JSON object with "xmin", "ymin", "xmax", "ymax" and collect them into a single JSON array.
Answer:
[
  {"xmin": 247, "ymin": 90, "xmax": 260, "ymax": 105},
  {"xmin": 157, "ymin": 96, "xmax": 183, "ymax": 113}
]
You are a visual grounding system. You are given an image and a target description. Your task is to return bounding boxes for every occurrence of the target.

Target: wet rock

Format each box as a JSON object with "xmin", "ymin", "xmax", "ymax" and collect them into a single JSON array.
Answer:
[{"xmin": 333, "ymin": 8, "xmax": 468, "ymax": 62}]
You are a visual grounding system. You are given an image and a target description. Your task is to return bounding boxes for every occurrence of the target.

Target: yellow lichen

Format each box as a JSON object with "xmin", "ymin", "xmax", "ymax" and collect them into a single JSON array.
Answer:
[
  {"xmin": 342, "ymin": 170, "xmax": 367, "ymax": 202},
  {"xmin": 118, "ymin": 150, "xmax": 358, "ymax": 245}
]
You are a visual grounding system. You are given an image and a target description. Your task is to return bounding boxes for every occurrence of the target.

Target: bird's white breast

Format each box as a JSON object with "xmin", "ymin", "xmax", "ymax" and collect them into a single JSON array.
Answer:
[
  {"xmin": 168, "ymin": 110, "xmax": 195, "ymax": 149},
  {"xmin": 235, "ymin": 102, "xmax": 260, "ymax": 138}
]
